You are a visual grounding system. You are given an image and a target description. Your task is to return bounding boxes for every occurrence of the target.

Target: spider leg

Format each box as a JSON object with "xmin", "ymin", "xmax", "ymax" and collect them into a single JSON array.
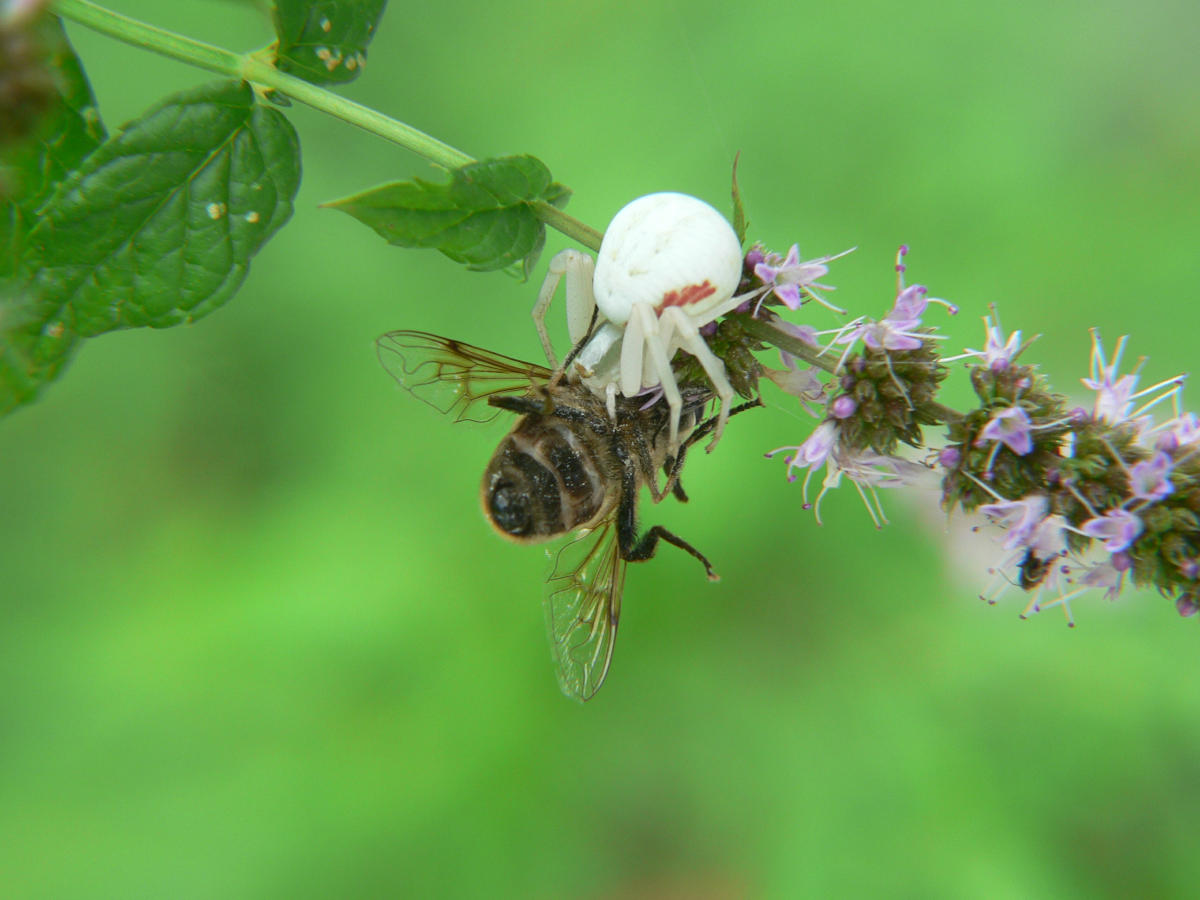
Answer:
[
  {"xmin": 629, "ymin": 303, "xmax": 684, "ymax": 449},
  {"xmin": 532, "ymin": 250, "xmax": 596, "ymax": 369},
  {"xmin": 661, "ymin": 306, "xmax": 735, "ymax": 453},
  {"xmin": 619, "ymin": 303, "xmax": 647, "ymax": 397}
]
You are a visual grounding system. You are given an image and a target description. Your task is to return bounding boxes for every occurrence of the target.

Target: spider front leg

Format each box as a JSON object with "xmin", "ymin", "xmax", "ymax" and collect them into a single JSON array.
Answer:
[
  {"xmin": 659, "ymin": 306, "xmax": 735, "ymax": 452},
  {"xmin": 623, "ymin": 302, "xmax": 684, "ymax": 449},
  {"xmin": 532, "ymin": 249, "xmax": 596, "ymax": 369}
]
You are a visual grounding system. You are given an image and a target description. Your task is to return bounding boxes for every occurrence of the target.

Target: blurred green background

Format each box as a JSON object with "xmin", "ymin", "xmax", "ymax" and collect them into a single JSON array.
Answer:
[{"xmin": 3, "ymin": 0, "xmax": 1199, "ymax": 897}]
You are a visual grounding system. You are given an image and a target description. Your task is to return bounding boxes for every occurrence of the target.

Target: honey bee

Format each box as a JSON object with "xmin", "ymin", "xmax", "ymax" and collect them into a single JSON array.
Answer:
[{"xmin": 377, "ymin": 330, "xmax": 757, "ymax": 701}]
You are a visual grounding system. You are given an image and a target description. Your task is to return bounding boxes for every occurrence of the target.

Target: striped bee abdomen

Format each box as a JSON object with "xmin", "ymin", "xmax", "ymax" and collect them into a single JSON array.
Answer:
[{"xmin": 481, "ymin": 417, "xmax": 612, "ymax": 543}]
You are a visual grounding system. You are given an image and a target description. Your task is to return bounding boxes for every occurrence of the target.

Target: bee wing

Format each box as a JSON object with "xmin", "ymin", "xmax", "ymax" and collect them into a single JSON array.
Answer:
[
  {"xmin": 543, "ymin": 521, "xmax": 626, "ymax": 702},
  {"xmin": 377, "ymin": 330, "xmax": 553, "ymax": 423}
]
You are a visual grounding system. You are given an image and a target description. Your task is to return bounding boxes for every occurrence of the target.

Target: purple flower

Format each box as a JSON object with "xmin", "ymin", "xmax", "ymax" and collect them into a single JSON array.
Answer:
[
  {"xmin": 765, "ymin": 420, "xmax": 838, "ymax": 483},
  {"xmin": 767, "ymin": 420, "xmax": 925, "ymax": 526},
  {"xmin": 834, "ymin": 247, "xmax": 955, "ymax": 354},
  {"xmin": 837, "ymin": 317, "xmax": 924, "ymax": 353},
  {"xmin": 795, "ymin": 420, "xmax": 839, "ymax": 467},
  {"xmin": 945, "ymin": 314, "xmax": 1023, "ymax": 371},
  {"xmin": 773, "ymin": 319, "xmax": 820, "ymax": 372},
  {"xmin": 938, "ymin": 446, "xmax": 962, "ymax": 468},
  {"xmin": 1156, "ymin": 412, "xmax": 1200, "ymax": 451},
  {"xmin": 889, "ymin": 284, "xmax": 930, "ymax": 323},
  {"xmin": 1129, "ymin": 452, "xmax": 1174, "ymax": 502},
  {"xmin": 1111, "ymin": 551, "xmax": 1134, "ymax": 572},
  {"xmin": 979, "ymin": 494, "xmax": 1049, "ymax": 551},
  {"xmin": 1080, "ymin": 509, "xmax": 1143, "ymax": 553},
  {"xmin": 1079, "ymin": 560, "xmax": 1125, "ymax": 601},
  {"xmin": 776, "ymin": 320, "xmax": 819, "ymax": 348},
  {"xmin": 1174, "ymin": 412, "xmax": 1200, "ymax": 445},
  {"xmin": 1028, "ymin": 514, "xmax": 1068, "ymax": 561},
  {"xmin": 976, "ymin": 407, "xmax": 1034, "ymax": 456},
  {"xmin": 1082, "ymin": 330, "xmax": 1185, "ymax": 427},
  {"xmin": 754, "ymin": 244, "xmax": 831, "ymax": 310},
  {"xmin": 765, "ymin": 366, "xmax": 826, "ymax": 414},
  {"xmin": 754, "ymin": 244, "xmax": 852, "ymax": 313}
]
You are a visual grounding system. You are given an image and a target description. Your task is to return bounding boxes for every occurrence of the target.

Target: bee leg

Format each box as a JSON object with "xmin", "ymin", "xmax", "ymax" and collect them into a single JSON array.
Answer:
[
  {"xmin": 661, "ymin": 456, "xmax": 689, "ymax": 502},
  {"xmin": 623, "ymin": 525, "xmax": 718, "ymax": 582},
  {"xmin": 669, "ymin": 472, "xmax": 688, "ymax": 503},
  {"xmin": 617, "ymin": 461, "xmax": 717, "ymax": 580}
]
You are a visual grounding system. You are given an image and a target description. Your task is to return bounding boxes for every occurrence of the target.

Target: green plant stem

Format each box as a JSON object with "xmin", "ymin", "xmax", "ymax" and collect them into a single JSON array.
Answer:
[
  {"xmin": 735, "ymin": 313, "xmax": 964, "ymax": 425},
  {"xmin": 50, "ymin": 0, "xmax": 603, "ymax": 252},
  {"xmin": 532, "ymin": 201, "xmax": 603, "ymax": 251},
  {"xmin": 51, "ymin": 0, "xmax": 235, "ymax": 74}
]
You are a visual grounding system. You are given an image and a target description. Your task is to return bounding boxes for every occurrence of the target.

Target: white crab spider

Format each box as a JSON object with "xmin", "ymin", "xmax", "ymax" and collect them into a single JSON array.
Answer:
[{"xmin": 533, "ymin": 192, "xmax": 754, "ymax": 451}]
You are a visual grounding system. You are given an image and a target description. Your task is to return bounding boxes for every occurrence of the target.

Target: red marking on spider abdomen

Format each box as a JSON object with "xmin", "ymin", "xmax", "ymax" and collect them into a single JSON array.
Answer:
[{"xmin": 659, "ymin": 280, "xmax": 717, "ymax": 309}]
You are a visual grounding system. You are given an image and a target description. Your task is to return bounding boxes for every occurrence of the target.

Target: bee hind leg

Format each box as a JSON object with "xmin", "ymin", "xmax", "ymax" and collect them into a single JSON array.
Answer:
[
  {"xmin": 618, "ymin": 463, "xmax": 716, "ymax": 580},
  {"xmin": 622, "ymin": 524, "xmax": 718, "ymax": 582}
]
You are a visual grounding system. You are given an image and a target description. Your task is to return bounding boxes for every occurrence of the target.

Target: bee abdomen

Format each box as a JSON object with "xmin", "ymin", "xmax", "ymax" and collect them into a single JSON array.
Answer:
[{"xmin": 482, "ymin": 421, "xmax": 608, "ymax": 542}]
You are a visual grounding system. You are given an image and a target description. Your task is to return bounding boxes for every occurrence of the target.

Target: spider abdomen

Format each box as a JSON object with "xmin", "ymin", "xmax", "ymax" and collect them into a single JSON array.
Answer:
[{"xmin": 592, "ymin": 192, "xmax": 743, "ymax": 324}]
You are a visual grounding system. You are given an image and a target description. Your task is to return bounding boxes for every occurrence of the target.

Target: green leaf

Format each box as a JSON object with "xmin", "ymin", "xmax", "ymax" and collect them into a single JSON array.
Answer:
[
  {"xmin": 272, "ymin": 0, "xmax": 388, "ymax": 85},
  {"xmin": 0, "ymin": 281, "xmax": 76, "ymax": 414},
  {"xmin": 1, "ymin": 15, "xmax": 106, "ymax": 413},
  {"xmin": 25, "ymin": 79, "xmax": 300, "ymax": 335},
  {"xmin": 2, "ymin": 16, "xmax": 106, "ymax": 276},
  {"xmin": 326, "ymin": 155, "xmax": 570, "ymax": 272},
  {"xmin": 0, "ymin": 80, "xmax": 300, "ymax": 416}
]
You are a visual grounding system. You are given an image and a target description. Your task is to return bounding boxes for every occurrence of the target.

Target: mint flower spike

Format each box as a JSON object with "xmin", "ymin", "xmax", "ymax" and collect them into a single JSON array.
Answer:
[{"xmin": 1083, "ymin": 329, "xmax": 1186, "ymax": 428}]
